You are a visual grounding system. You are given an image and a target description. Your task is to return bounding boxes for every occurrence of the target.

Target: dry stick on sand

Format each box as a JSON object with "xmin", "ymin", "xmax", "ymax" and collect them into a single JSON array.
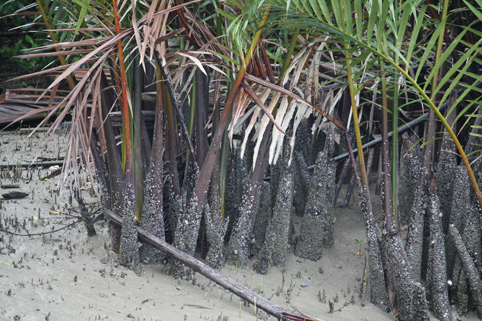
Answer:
[{"xmin": 104, "ymin": 209, "xmax": 324, "ymax": 321}]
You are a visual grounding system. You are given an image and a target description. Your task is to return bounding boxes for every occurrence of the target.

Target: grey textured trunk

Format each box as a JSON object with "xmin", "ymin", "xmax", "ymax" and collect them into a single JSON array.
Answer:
[
  {"xmin": 406, "ymin": 91, "xmax": 437, "ymax": 282},
  {"xmin": 293, "ymin": 151, "xmax": 310, "ymax": 217},
  {"xmin": 324, "ymin": 125, "xmax": 336, "ymax": 210},
  {"xmin": 446, "ymin": 163, "xmax": 481, "ymax": 318},
  {"xmin": 344, "ymin": 133, "xmax": 390, "ymax": 311},
  {"xmin": 384, "ymin": 232, "xmax": 429, "ymax": 321},
  {"xmin": 364, "ymin": 217, "xmax": 390, "ymax": 310},
  {"xmin": 293, "ymin": 120, "xmax": 313, "ymax": 217},
  {"xmin": 253, "ymin": 164, "xmax": 294, "ymax": 274},
  {"xmin": 204, "ymin": 203, "xmax": 229, "ymax": 268},
  {"xmin": 225, "ymin": 180, "xmax": 257, "ymax": 268},
  {"xmin": 170, "ymin": 166, "xmax": 201, "ymax": 278},
  {"xmin": 446, "ymin": 165, "xmax": 471, "ymax": 280},
  {"xmin": 140, "ymin": 187, "xmax": 165, "ymax": 264},
  {"xmin": 295, "ymin": 117, "xmax": 313, "ymax": 165},
  {"xmin": 119, "ymin": 182, "xmax": 141, "ymax": 273},
  {"xmin": 464, "ymin": 187, "xmax": 482, "ymax": 276},
  {"xmin": 204, "ymin": 156, "xmax": 226, "ymax": 268},
  {"xmin": 224, "ymin": 149, "xmax": 252, "ymax": 267},
  {"xmin": 436, "ymin": 108, "xmax": 457, "ymax": 234},
  {"xmin": 181, "ymin": 196, "xmax": 202, "ymax": 256},
  {"xmin": 409, "ymin": 282, "xmax": 430, "ymax": 321},
  {"xmin": 99, "ymin": 73, "xmax": 125, "ymax": 254},
  {"xmin": 399, "ymin": 133, "xmax": 421, "ymax": 226},
  {"xmin": 250, "ymin": 181, "xmax": 271, "ymax": 257},
  {"xmin": 139, "ymin": 87, "xmax": 165, "ymax": 264},
  {"xmin": 89, "ymin": 134, "xmax": 111, "ymax": 222},
  {"xmin": 449, "ymin": 224, "xmax": 482, "ymax": 317},
  {"xmin": 323, "ymin": 157, "xmax": 336, "ymax": 247},
  {"xmin": 225, "ymin": 128, "xmax": 271, "ymax": 268},
  {"xmin": 454, "ymin": 267, "xmax": 469, "ymax": 316},
  {"xmin": 224, "ymin": 149, "xmax": 247, "ymax": 243},
  {"xmin": 427, "ymin": 188, "xmax": 451, "ymax": 321},
  {"xmin": 295, "ymin": 150, "xmax": 335, "ymax": 261},
  {"xmin": 405, "ymin": 186, "xmax": 427, "ymax": 281},
  {"xmin": 450, "ymin": 183, "xmax": 481, "ymax": 316}
]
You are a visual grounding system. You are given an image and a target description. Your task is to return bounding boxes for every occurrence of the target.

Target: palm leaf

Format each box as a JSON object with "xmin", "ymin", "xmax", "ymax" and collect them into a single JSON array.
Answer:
[{"xmin": 262, "ymin": 0, "xmax": 482, "ymax": 209}]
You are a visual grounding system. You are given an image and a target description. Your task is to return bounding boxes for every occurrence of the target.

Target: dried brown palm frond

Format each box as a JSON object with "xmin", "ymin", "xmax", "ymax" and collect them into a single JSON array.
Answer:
[{"xmin": 4, "ymin": 0, "xmax": 204, "ymax": 189}]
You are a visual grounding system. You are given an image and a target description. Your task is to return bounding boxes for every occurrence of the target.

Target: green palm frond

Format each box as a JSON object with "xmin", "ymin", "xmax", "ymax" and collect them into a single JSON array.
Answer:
[{"xmin": 255, "ymin": 0, "xmax": 482, "ymax": 209}]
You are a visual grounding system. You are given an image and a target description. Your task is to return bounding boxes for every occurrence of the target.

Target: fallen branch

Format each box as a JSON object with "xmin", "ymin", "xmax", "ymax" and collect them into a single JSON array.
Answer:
[
  {"xmin": 104, "ymin": 208, "xmax": 324, "ymax": 321},
  {"xmin": 0, "ymin": 160, "xmax": 65, "ymax": 169},
  {"xmin": 0, "ymin": 219, "xmax": 81, "ymax": 237}
]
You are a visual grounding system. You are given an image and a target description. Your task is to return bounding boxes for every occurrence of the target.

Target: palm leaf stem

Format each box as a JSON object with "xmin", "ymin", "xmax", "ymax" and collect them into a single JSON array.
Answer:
[
  {"xmin": 343, "ymin": 130, "xmax": 390, "ymax": 310},
  {"xmin": 279, "ymin": 29, "xmax": 299, "ymax": 79},
  {"xmin": 219, "ymin": 109, "xmax": 231, "ymax": 220},
  {"xmin": 194, "ymin": 68, "xmax": 209, "ymax": 168},
  {"xmin": 191, "ymin": 7, "xmax": 270, "ymax": 212},
  {"xmin": 187, "ymin": 71, "xmax": 196, "ymax": 161},
  {"xmin": 133, "ymin": 54, "xmax": 144, "ymax": 222},
  {"xmin": 430, "ymin": 0, "xmax": 449, "ymax": 102},
  {"xmin": 155, "ymin": 56, "xmax": 197, "ymax": 165},
  {"xmin": 99, "ymin": 72, "xmax": 126, "ymax": 254},
  {"xmin": 380, "ymin": 65, "xmax": 396, "ymax": 232},
  {"xmin": 35, "ymin": 0, "xmax": 76, "ymax": 90},
  {"xmin": 112, "ymin": 0, "xmax": 133, "ymax": 180},
  {"xmin": 345, "ymin": 58, "xmax": 368, "ymax": 194},
  {"xmin": 164, "ymin": 85, "xmax": 181, "ymax": 196},
  {"xmin": 343, "ymin": 7, "xmax": 392, "ymax": 305},
  {"xmin": 242, "ymin": 81, "xmax": 286, "ymax": 134}
]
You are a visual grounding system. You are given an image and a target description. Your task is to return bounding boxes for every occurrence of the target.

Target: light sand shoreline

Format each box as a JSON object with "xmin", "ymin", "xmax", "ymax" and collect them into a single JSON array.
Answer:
[{"xmin": 0, "ymin": 129, "xmax": 475, "ymax": 321}]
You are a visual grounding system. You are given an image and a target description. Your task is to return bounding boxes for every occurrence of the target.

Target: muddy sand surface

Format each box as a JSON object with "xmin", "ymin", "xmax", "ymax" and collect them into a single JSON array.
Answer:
[{"xmin": 0, "ymin": 128, "xmax": 472, "ymax": 321}]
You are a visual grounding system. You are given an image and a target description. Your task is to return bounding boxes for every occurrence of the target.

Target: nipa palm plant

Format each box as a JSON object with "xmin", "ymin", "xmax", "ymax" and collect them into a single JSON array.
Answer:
[{"xmin": 4, "ymin": 0, "xmax": 482, "ymax": 319}]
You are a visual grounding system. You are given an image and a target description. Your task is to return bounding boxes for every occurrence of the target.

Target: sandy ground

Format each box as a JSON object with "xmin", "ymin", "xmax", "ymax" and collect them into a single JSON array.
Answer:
[{"xmin": 0, "ymin": 128, "xmax": 474, "ymax": 321}]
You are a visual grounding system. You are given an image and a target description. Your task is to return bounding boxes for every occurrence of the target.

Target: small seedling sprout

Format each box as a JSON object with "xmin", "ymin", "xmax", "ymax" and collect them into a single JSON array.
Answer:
[{"xmin": 355, "ymin": 237, "xmax": 365, "ymax": 255}]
